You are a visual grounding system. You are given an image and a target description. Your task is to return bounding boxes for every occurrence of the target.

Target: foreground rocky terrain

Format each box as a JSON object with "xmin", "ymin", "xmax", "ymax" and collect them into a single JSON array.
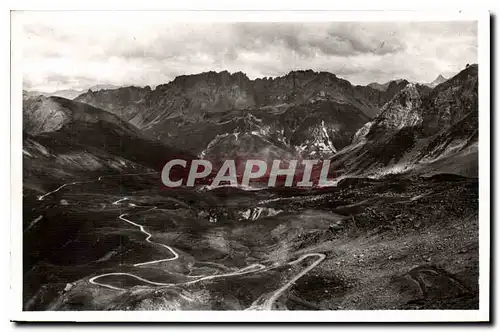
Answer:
[
  {"xmin": 22, "ymin": 65, "xmax": 479, "ymax": 311},
  {"xmin": 23, "ymin": 173, "xmax": 478, "ymax": 310}
]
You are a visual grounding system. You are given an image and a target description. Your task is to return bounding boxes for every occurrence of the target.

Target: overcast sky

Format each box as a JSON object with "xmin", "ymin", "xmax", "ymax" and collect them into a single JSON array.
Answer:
[{"xmin": 19, "ymin": 12, "xmax": 478, "ymax": 92}]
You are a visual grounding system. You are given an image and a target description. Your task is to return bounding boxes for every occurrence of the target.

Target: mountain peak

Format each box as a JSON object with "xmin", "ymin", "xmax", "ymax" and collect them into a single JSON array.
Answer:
[
  {"xmin": 365, "ymin": 81, "xmax": 423, "ymax": 136},
  {"xmin": 426, "ymin": 74, "xmax": 448, "ymax": 88},
  {"xmin": 432, "ymin": 74, "xmax": 447, "ymax": 84}
]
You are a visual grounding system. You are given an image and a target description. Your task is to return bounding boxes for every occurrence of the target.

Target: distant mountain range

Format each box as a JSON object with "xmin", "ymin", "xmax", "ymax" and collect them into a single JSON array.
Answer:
[
  {"xmin": 23, "ymin": 84, "xmax": 120, "ymax": 100},
  {"xmin": 367, "ymin": 79, "xmax": 407, "ymax": 92},
  {"xmin": 23, "ymin": 65, "xmax": 476, "ymax": 181},
  {"xmin": 368, "ymin": 74, "xmax": 450, "ymax": 92}
]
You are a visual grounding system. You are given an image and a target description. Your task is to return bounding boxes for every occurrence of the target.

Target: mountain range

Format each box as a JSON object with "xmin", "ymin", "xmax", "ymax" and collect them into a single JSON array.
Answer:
[
  {"xmin": 23, "ymin": 84, "xmax": 120, "ymax": 100},
  {"xmin": 23, "ymin": 66, "xmax": 477, "ymax": 181},
  {"xmin": 21, "ymin": 64, "xmax": 479, "ymax": 311},
  {"xmin": 62, "ymin": 66, "xmax": 476, "ymax": 180},
  {"xmin": 368, "ymin": 74, "xmax": 450, "ymax": 92}
]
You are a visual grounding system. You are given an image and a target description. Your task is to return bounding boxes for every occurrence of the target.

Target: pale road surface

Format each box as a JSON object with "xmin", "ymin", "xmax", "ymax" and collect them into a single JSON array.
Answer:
[
  {"xmin": 38, "ymin": 182, "xmax": 79, "ymax": 201},
  {"xmin": 37, "ymin": 178, "xmax": 327, "ymax": 310},
  {"xmin": 112, "ymin": 197, "xmax": 128, "ymax": 205},
  {"xmin": 118, "ymin": 209, "xmax": 181, "ymax": 266},
  {"xmin": 246, "ymin": 253, "xmax": 326, "ymax": 310}
]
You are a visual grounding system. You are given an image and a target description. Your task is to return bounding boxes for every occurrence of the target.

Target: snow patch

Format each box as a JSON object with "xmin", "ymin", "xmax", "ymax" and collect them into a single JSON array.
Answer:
[
  {"xmin": 240, "ymin": 207, "xmax": 283, "ymax": 220},
  {"xmin": 320, "ymin": 120, "xmax": 337, "ymax": 153},
  {"xmin": 199, "ymin": 133, "xmax": 230, "ymax": 158}
]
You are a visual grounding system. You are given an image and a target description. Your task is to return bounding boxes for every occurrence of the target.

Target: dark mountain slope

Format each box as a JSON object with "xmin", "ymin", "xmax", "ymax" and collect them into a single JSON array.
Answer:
[
  {"xmin": 330, "ymin": 64, "xmax": 478, "ymax": 178},
  {"xmin": 156, "ymin": 100, "xmax": 370, "ymax": 163},
  {"xmin": 421, "ymin": 64, "xmax": 478, "ymax": 136},
  {"xmin": 23, "ymin": 96, "xmax": 195, "ymax": 193}
]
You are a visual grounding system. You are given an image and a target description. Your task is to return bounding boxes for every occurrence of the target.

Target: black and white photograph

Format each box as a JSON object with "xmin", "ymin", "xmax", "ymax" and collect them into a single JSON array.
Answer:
[{"xmin": 9, "ymin": 9, "xmax": 490, "ymax": 322}]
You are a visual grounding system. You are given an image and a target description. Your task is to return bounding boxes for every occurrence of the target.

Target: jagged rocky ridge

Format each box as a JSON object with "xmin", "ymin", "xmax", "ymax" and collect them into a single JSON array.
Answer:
[
  {"xmin": 75, "ymin": 70, "xmax": 404, "ymax": 124},
  {"xmin": 67, "ymin": 65, "xmax": 476, "ymax": 179},
  {"xmin": 73, "ymin": 70, "xmax": 407, "ymax": 164}
]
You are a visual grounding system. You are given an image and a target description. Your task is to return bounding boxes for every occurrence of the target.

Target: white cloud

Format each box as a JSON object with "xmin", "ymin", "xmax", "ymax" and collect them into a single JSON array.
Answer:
[{"xmin": 18, "ymin": 12, "xmax": 478, "ymax": 92}]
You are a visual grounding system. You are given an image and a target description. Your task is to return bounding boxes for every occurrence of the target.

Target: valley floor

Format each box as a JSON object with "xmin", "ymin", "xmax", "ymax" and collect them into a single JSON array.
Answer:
[{"xmin": 22, "ymin": 174, "xmax": 479, "ymax": 310}]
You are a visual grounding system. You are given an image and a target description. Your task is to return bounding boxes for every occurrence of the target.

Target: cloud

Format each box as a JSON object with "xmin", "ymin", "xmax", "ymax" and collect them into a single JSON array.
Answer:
[
  {"xmin": 18, "ymin": 12, "xmax": 477, "ymax": 92},
  {"xmin": 230, "ymin": 22, "xmax": 406, "ymax": 58}
]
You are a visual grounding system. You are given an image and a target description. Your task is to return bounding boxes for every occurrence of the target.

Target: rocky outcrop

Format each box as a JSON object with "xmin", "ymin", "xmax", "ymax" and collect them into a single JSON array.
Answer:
[
  {"xmin": 421, "ymin": 65, "xmax": 477, "ymax": 136},
  {"xmin": 160, "ymin": 100, "xmax": 370, "ymax": 165},
  {"xmin": 23, "ymin": 96, "xmax": 71, "ymax": 135},
  {"xmin": 129, "ymin": 71, "xmax": 257, "ymax": 128},
  {"xmin": 370, "ymin": 83, "xmax": 423, "ymax": 133},
  {"xmin": 331, "ymin": 64, "xmax": 478, "ymax": 178}
]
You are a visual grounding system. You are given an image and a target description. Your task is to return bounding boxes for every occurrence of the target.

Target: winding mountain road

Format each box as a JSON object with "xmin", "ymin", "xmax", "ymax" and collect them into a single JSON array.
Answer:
[
  {"xmin": 36, "ymin": 177, "xmax": 327, "ymax": 310},
  {"xmin": 246, "ymin": 253, "xmax": 326, "ymax": 310},
  {"xmin": 38, "ymin": 182, "xmax": 80, "ymax": 201},
  {"xmin": 118, "ymin": 209, "xmax": 180, "ymax": 266}
]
